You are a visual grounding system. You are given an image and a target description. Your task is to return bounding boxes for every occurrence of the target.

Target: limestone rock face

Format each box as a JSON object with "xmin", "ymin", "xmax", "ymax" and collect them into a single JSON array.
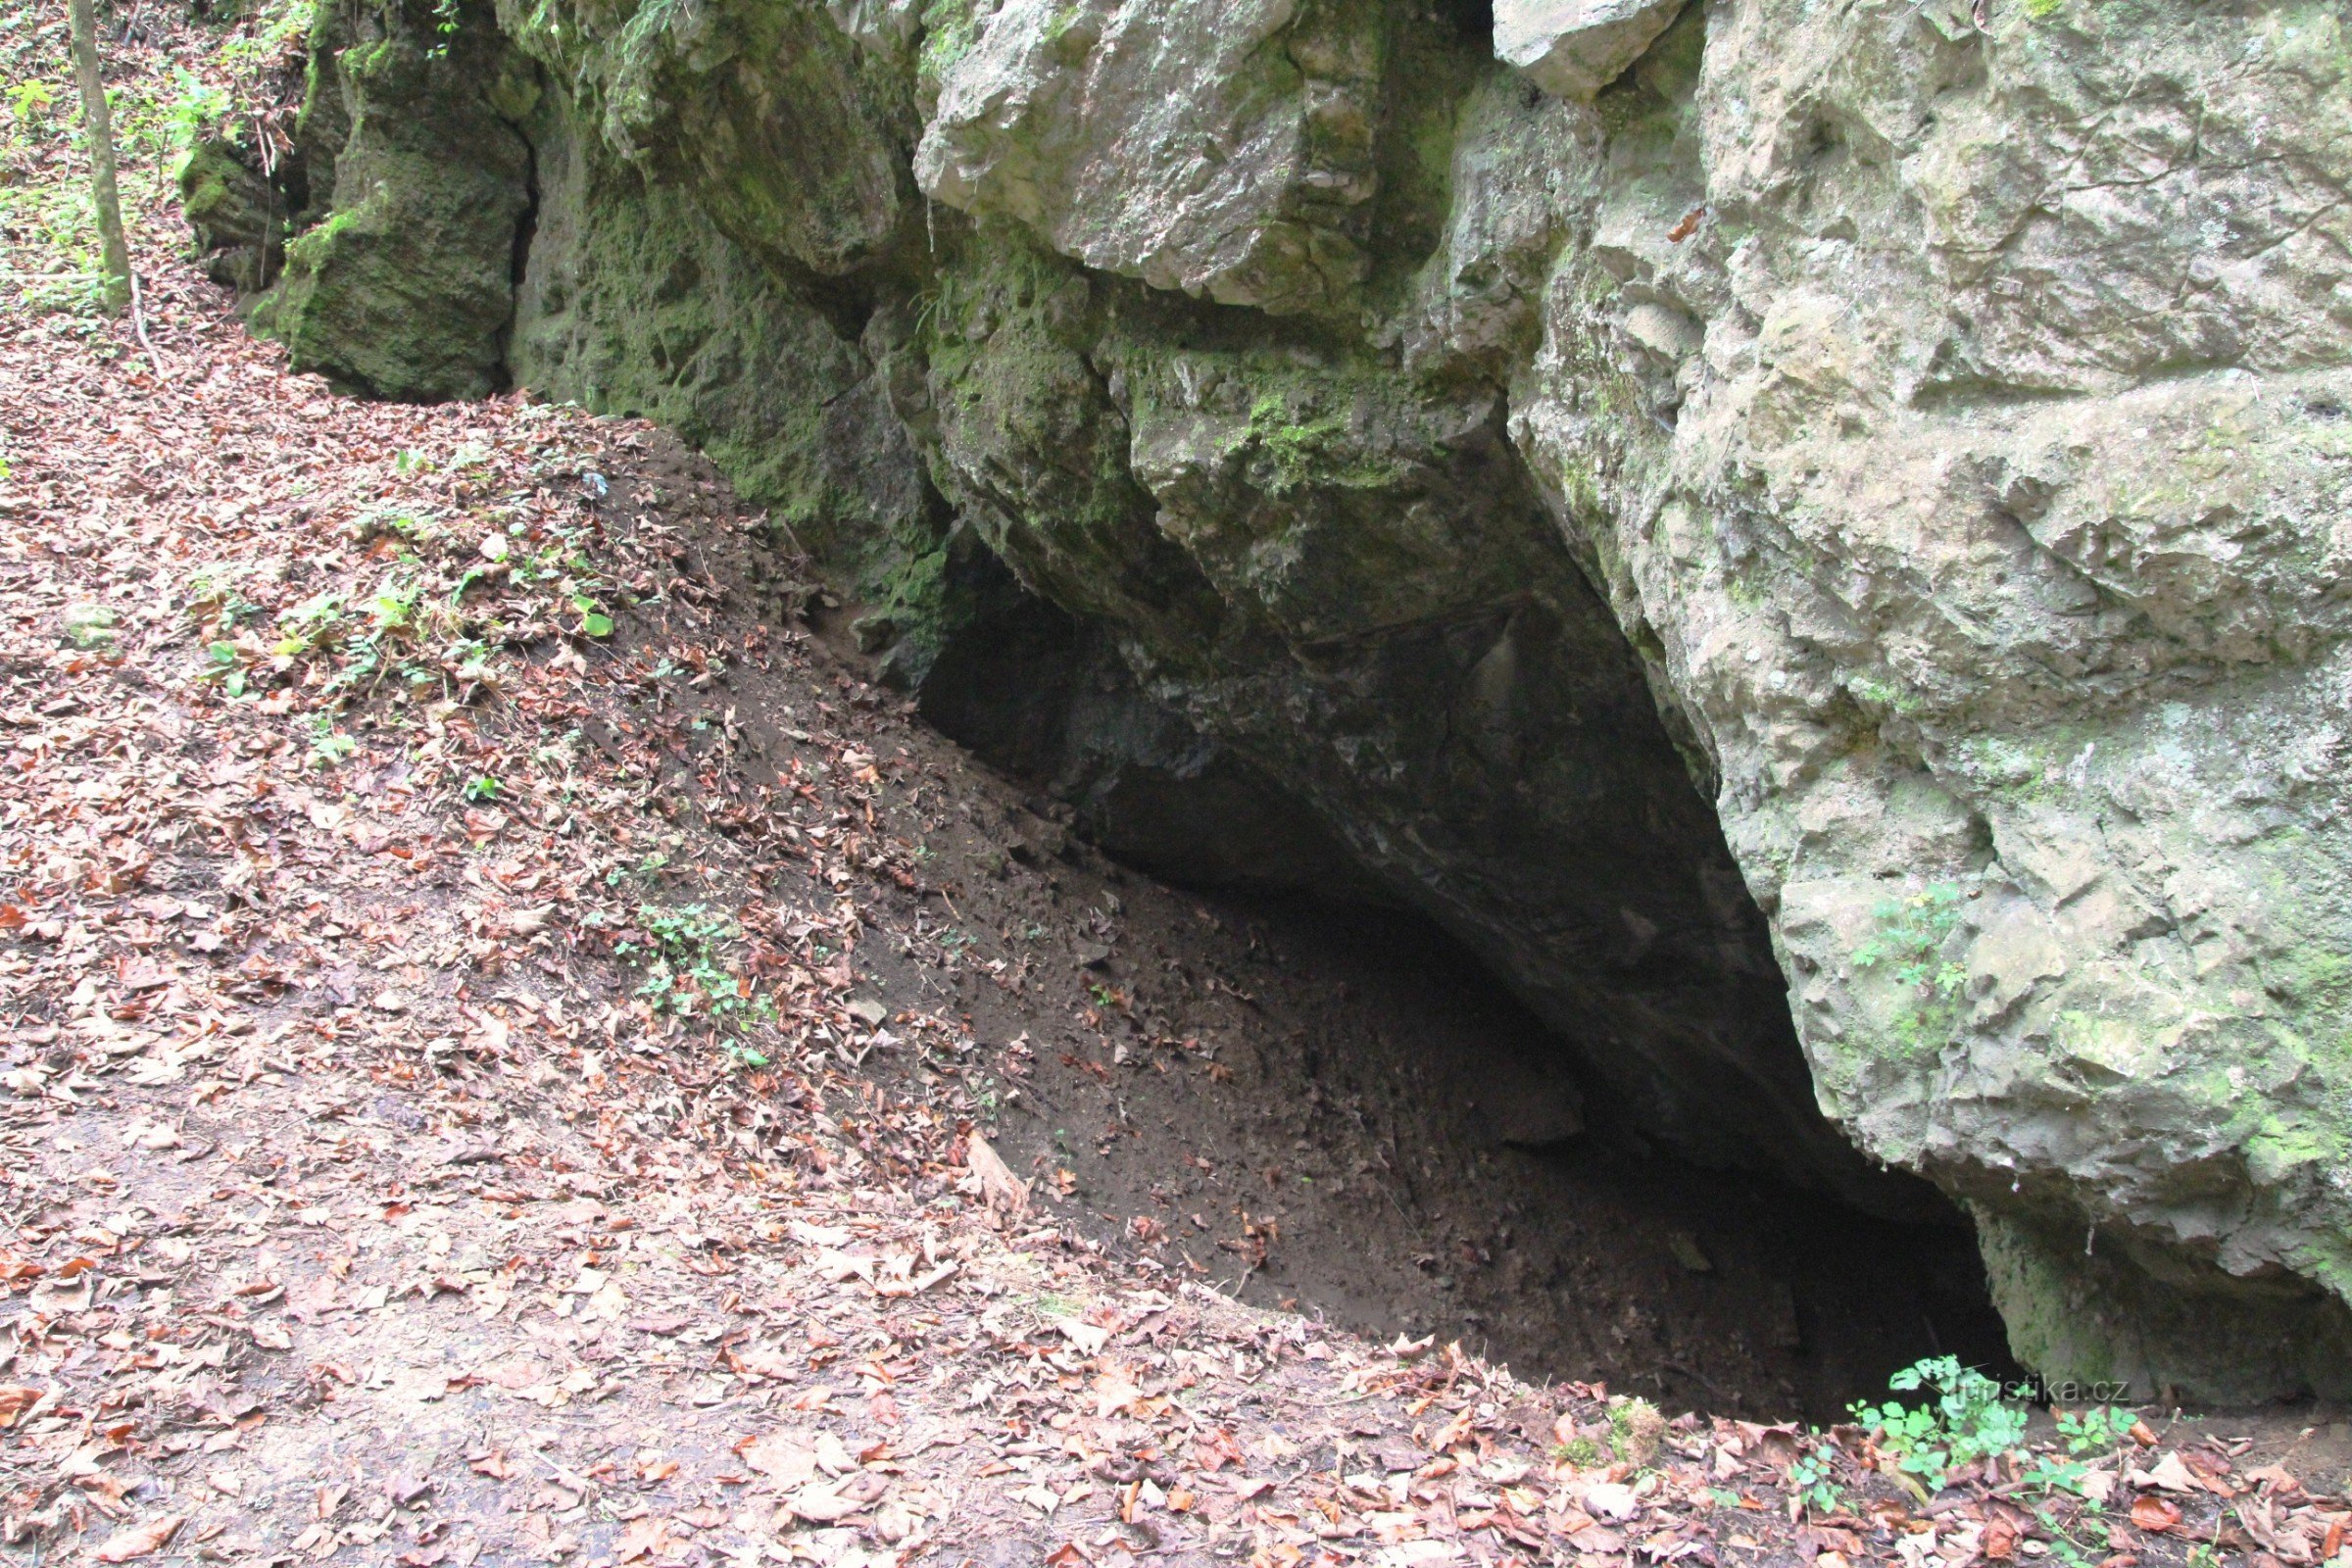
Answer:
[
  {"xmin": 226, "ymin": 0, "xmax": 2352, "ymax": 1397},
  {"xmin": 257, "ymin": 0, "xmax": 536, "ymax": 401},
  {"xmin": 914, "ymin": 0, "xmax": 1386, "ymax": 315},
  {"xmin": 1494, "ymin": 0, "xmax": 1689, "ymax": 101},
  {"xmin": 1501, "ymin": 0, "xmax": 2352, "ymax": 1398},
  {"xmin": 492, "ymin": 0, "xmax": 912, "ymax": 277}
]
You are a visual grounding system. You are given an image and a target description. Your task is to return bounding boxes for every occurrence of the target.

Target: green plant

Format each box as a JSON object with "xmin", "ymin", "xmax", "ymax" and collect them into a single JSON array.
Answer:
[
  {"xmin": 274, "ymin": 590, "xmax": 347, "ymax": 655},
  {"xmin": 2021, "ymin": 1405, "xmax": 2140, "ymax": 1497},
  {"xmin": 162, "ymin": 69, "xmax": 228, "ymax": 172},
  {"xmin": 1853, "ymin": 883, "xmax": 1969, "ymax": 1050},
  {"xmin": 7, "ymin": 78, "xmax": 53, "ymax": 122},
  {"xmin": 62, "ymin": 604, "xmax": 115, "ymax": 648},
  {"xmin": 362, "ymin": 576, "xmax": 423, "ymax": 634},
  {"xmin": 1552, "ymin": 1437, "xmax": 1604, "ymax": 1468},
  {"xmin": 199, "ymin": 640, "xmax": 248, "ymax": 698},
  {"xmin": 1787, "ymin": 1448, "xmax": 1841, "ymax": 1516},
  {"xmin": 1850, "ymin": 1357, "xmax": 2029, "ymax": 1484},
  {"xmin": 305, "ymin": 713, "xmax": 357, "ymax": 766},
  {"xmin": 1609, "ymin": 1397, "xmax": 1666, "ymax": 1466},
  {"xmin": 569, "ymin": 593, "xmax": 613, "ymax": 638},
  {"xmin": 608, "ymin": 904, "xmax": 770, "ymax": 1029},
  {"xmin": 463, "ymin": 774, "xmax": 503, "ymax": 802},
  {"xmin": 217, "ymin": 0, "xmax": 318, "ymax": 79}
]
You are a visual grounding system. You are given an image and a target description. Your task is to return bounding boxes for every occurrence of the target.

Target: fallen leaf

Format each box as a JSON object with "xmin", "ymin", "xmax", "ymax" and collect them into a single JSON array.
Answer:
[
  {"xmin": 1058, "ymin": 1319, "xmax": 1112, "ymax": 1356},
  {"xmin": 788, "ymin": 1483, "xmax": 860, "ymax": 1523},
  {"xmin": 0, "ymin": 1386, "xmax": 43, "ymax": 1428},
  {"xmin": 738, "ymin": 1434, "xmax": 816, "ymax": 1487},
  {"xmin": 2131, "ymin": 1494, "xmax": 2182, "ymax": 1534},
  {"xmin": 93, "ymin": 1515, "xmax": 183, "ymax": 1562},
  {"xmin": 1583, "ymin": 1482, "xmax": 1641, "ymax": 1520},
  {"xmin": 966, "ymin": 1134, "xmax": 1030, "ymax": 1215},
  {"xmin": 612, "ymin": 1515, "xmax": 669, "ymax": 1562}
]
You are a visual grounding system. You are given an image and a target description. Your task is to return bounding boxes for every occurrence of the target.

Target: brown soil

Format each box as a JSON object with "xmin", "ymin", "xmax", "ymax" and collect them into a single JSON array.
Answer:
[{"xmin": 626, "ymin": 445, "xmax": 2014, "ymax": 1426}]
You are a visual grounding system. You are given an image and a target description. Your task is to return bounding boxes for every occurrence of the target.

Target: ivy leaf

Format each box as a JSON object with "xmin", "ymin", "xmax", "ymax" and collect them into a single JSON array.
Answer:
[{"xmin": 582, "ymin": 612, "xmax": 614, "ymax": 638}]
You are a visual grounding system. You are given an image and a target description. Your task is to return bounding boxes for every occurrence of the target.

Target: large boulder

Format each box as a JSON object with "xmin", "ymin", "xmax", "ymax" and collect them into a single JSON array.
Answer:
[
  {"xmin": 257, "ymin": 0, "xmax": 538, "ymax": 400},
  {"xmin": 1507, "ymin": 0, "xmax": 2352, "ymax": 1396},
  {"xmin": 913, "ymin": 0, "xmax": 1387, "ymax": 316}
]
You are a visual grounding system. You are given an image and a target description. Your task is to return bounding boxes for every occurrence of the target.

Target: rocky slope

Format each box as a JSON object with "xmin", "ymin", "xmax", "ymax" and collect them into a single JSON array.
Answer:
[{"xmin": 185, "ymin": 0, "xmax": 2352, "ymax": 1399}]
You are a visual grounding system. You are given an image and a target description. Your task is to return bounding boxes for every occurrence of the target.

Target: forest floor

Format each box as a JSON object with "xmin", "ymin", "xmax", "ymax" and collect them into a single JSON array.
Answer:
[{"xmin": 7, "ymin": 4, "xmax": 2352, "ymax": 1567}]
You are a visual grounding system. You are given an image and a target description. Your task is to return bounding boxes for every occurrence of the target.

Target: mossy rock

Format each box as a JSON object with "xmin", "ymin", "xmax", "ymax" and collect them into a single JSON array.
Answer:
[
  {"xmin": 178, "ymin": 137, "xmax": 282, "ymax": 293},
  {"xmin": 262, "ymin": 1, "xmax": 537, "ymax": 401}
]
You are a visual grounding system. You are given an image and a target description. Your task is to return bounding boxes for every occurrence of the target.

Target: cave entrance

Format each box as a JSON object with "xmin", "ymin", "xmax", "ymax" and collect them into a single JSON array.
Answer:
[
  {"xmin": 1032, "ymin": 887, "xmax": 2016, "ymax": 1423},
  {"xmin": 854, "ymin": 564, "xmax": 2018, "ymax": 1423}
]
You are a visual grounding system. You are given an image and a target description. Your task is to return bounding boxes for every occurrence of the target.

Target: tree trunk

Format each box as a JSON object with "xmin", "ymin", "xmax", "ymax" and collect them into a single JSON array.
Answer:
[{"xmin": 65, "ymin": 0, "xmax": 130, "ymax": 318}]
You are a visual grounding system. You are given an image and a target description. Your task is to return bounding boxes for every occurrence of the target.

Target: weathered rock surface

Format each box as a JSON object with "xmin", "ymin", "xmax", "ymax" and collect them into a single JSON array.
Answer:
[
  {"xmin": 1494, "ymin": 0, "xmax": 1689, "ymax": 101},
  {"xmin": 178, "ymin": 136, "xmax": 283, "ymax": 293},
  {"xmin": 211, "ymin": 0, "xmax": 2352, "ymax": 1397},
  {"xmin": 252, "ymin": 0, "xmax": 538, "ymax": 400},
  {"xmin": 915, "ymin": 0, "xmax": 1384, "ymax": 315}
]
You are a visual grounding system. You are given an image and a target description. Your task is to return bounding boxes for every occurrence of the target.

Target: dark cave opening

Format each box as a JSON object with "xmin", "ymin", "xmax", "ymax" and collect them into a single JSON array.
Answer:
[
  {"xmin": 1432, "ymin": 0, "xmax": 1497, "ymax": 43},
  {"xmin": 867, "ymin": 574, "xmax": 2020, "ymax": 1422},
  {"xmin": 1153, "ymin": 891, "xmax": 2021, "ymax": 1423}
]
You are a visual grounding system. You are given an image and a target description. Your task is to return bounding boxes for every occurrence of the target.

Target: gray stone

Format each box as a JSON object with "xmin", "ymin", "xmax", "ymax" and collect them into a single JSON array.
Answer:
[
  {"xmin": 1494, "ymin": 0, "xmax": 1689, "ymax": 102},
  {"xmin": 914, "ymin": 0, "xmax": 1383, "ymax": 315}
]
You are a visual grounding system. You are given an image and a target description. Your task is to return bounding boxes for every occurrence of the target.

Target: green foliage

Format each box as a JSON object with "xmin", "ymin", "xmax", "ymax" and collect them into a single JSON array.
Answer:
[
  {"xmin": 1850, "ymin": 1357, "xmax": 2029, "ymax": 1484},
  {"xmin": 2053, "ymin": 1406, "xmax": 2137, "ymax": 1454},
  {"xmin": 604, "ymin": 903, "xmax": 773, "ymax": 1032},
  {"xmin": 2021, "ymin": 1406, "xmax": 2140, "ymax": 1498},
  {"xmin": 304, "ymin": 712, "xmax": 357, "ymax": 765},
  {"xmin": 569, "ymin": 593, "xmax": 613, "ymax": 638},
  {"xmin": 0, "ymin": 26, "xmax": 131, "ymax": 318},
  {"xmin": 1786, "ymin": 1449, "xmax": 1841, "ymax": 1516},
  {"xmin": 62, "ymin": 604, "xmax": 116, "ymax": 649},
  {"xmin": 274, "ymin": 589, "xmax": 347, "ymax": 654},
  {"xmin": 200, "ymin": 639, "xmax": 249, "ymax": 699},
  {"xmin": 6, "ymin": 77, "xmax": 50, "ymax": 121},
  {"xmin": 162, "ymin": 68, "xmax": 229, "ymax": 173},
  {"xmin": 1552, "ymin": 1436, "xmax": 1604, "ymax": 1468},
  {"xmin": 463, "ymin": 773, "xmax": 503, "ymax": 802},
  {"xmin": 1853, "ymin": 883, "xmax": 1969, "ymax": 1052},
  {"xmin": 1608, "ymin": 1397, "xmax": 1666, "ymax": 1466},
  {"xmin": 217, "ymin": 0, "xmax": 318, "ymax": 82}
]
